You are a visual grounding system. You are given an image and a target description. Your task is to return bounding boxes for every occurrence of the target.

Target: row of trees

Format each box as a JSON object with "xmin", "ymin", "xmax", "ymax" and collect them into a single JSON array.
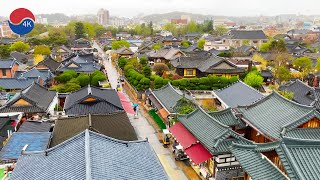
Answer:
[
  {"xmin": 0, "ymin": 41, "xmax": 51, "ymax": 58},
  {"xmin": 162, "ymin": 21, "xmax": 228, "ymax": 36},
  {"xmin": 52, "ymin": 70, "xmax": 107, "ymax": 93}
]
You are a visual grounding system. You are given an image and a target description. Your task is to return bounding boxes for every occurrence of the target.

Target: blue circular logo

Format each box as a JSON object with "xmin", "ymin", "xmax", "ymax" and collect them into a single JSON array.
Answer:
[{"xmin": 8, "ymin": 8, "xmax": 35, "ymax": 35}]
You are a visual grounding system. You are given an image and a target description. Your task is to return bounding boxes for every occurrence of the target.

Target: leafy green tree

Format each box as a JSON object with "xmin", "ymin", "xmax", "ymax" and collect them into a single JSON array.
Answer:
[
  {"xmin": 27, "ymin": 38, "xmax": 42, "ymax": 46},
  {"xmin": 178, "ymin": 104, "xmax": 195, "ymax": 114},
  {"xmin": 65, "ymin": 82, "xmax": 81, "ymax": 92},
  {"xmin": 34, "ymin": 45, "xmax": 51, "ymax": 55},
  {"xmin": 163, "ymin": 23, "xmax": 178, "ymax": 35},
  {"xmin": 111, "ymin": 40, "xmax": 130, "ymax": 50},
  {"xmin": 181, "ymin": 41, "xmax": 191, "ymax": 48},
  {"xmin": 143, "ymin": 66, "xmax": 152, "ymax": 78},
  {"xmin": 280, "ymin": 90, "xmax": 294, "ymax": 100},
  {"xmin": 148, "ymin": 21, "xmax": 154, "ymax": 35},
  {"xmin": 213, "ymin": 25, "xmax": 228, "ymax": 36},
  {"xmin": 153, "ymin": 63, "xmax": 169, "ymax": 76},
  {"xmin": 185, "ymin": 21, "xmax": 198, "ymax": 33},
  {"xmin": 26, "ymin": 24, "xmax": 48, "ymax": 37},
  {"xmin": 48, "ymin": 28, "xmax": 68, "ymax": 46},
  {"xmin": 293, "ymin": 57, "xmax": 312, "ymax": 72},
  {"xmin": 197, "ymin": 39, "xmax": 206, "ymax": 49},
  {"xmin": 202, "ymin": 20, "xmax": 213, "ymax": 33},
  {"xmin": 77, "ymin": 74, "xmax": 90, "ymax": 87},
  {"xmin": 242, "ymin": 40, "xmax": 250, "ymax": 45},
  {"xmin": 90, "ymin": 70, "xmax": 104, "ymax": 79},
  {"xmin": 0, "ymin": 45, "xmax": 11, "ymax": 58},
  {"xmin": 57, "ymin": 73, "xmax": 73, "ymax": 83},
  {"xmin": 152, "ymin": 43, "xmax": 162, "ymax": 50},
  {"xmin": 75, "ymin": 22, "xmax": 86, "ymax": 39},
  {"xmin": 64, "ymin": 70, "xmax": 78, "ymax": 78},
  {"xmin": 83, "ymin": 22, "xmax": 95, "ymax": 38},
  {"xmin": 9, "ymin": 41, "xmax": 30, "ymax": 53},
  {"xmin": 118, "ymin": 57, "xmax": 127, "ymax": 69},
  {"xmin": 91, "ymin": 74, "xmax": 107, "ymax": 86},
  {"xmin": 92, "ymin": 23, "xmax": 107, "ymax": 37},
  {"xmin": 275, "ymin": 66, "xmax": 291, "ymax": 84},
  {"xmin": 315, "ymin": 58, "xmax": 320, "ymax": 72},
  {"xmin": 139, "ymin": 56, "xmax": 148, "ymax": 66},
  {"xmin": 244, "ymin": 71, "xmax": 264, "ymax": 89}
]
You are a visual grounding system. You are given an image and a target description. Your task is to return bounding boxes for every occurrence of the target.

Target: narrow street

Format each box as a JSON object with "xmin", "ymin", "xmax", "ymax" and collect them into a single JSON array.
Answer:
[{"xmin": 93, "ymin": 42, "xmax": 189, "ymax": 180}]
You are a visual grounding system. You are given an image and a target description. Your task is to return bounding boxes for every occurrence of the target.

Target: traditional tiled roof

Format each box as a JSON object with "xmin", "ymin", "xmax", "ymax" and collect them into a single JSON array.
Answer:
[
  {"xmin": 0, "ymin": 132, "xmax": 51, "ymax": 161},
  {"xmin": 230, "ymin": 143, "xmax": 288, "ymax": 180},
  {"xmin": 276, "ymin": 137, "xmax": 320, "ymax": 180},
  {"xmin": 56, "ymin": 61, "xmax": 101, "ymax": 73},
  {"xmin": 115, "ymin": 47, "xmax": 134, "ymax": 55},
  {"xmin": 279, "ymin": 80, "xmax": 314, "ymax": 106},
  {"xmin": 151, "ymin": 83, "xmax": 193, "ymax": 113},
  {"xmin": 15, "ymin": 68, "xmax": 54, "ymax": 86},
  {"xmin": 0, "ymin": 77, "xmax": 40, "ymax": 90},
  {"xmin": 171, "ymin": 54, "xmax": 245, "ymax": 74},
  {"xmin": 0, "ymin": 59, "xmax": 19, "ymax": 69},
  {"xmin": 18, "ymin": 121, "xmax": 53, "ymax": 132},
  {"xmin": 178, "ymin": 108, "xmax": 251, "ymax": 154},
  {"xmin": 208, "ymin": 108, "xmax": 241, "ymax": 127},
  {"xmin": 0, "ymin": 82, "xmax": 56, "ymax": 113},
  {"xmin": 36, "ymin": 56, "xmax": 61, "ymax": 71},
  {"xmin": 236, "ymin": 91, "xmax": 318, "ymax": 141},
  {"xmin": 50, "ymin": 112, "xmax": 137, "ymax": 147},
  {"xmin": 10, "ymin": 51, "xmax": 29, "ymax": 64},
  {"xmin": 214, "ymin": 81, "xmax": 264, "ymax": 108},
  {"xmin": 227, "ymin": 30, "xmax": 267, "ymax": 40},
  {"xmin": 284, "ymin": 128, "xmax": 320, "ymax": 140},
  {"xmin": 11, "ymin": 130, "xmax": 168, "ymax": 180},
  {"xmin": 146, "ymin": 47, "xmax": 183, "ymax": 60},
  {"xmin": 64, "ymin": 86, "xmax": 124, "ymax": 116}
]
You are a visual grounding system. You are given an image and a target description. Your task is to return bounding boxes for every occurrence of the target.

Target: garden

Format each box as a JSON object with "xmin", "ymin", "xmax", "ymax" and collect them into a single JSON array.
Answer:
[{"xmin": 51, "ymin": 70, "xmax": 108, "ymax": 93}]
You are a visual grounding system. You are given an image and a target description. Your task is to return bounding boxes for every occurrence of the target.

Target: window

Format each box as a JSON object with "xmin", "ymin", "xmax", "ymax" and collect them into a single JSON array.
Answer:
[
  {"xmin": 253, "ymin": 40, "xmax": 258, "ymax": 43},
  {"xmin": 2, "ymin": 69, "xmax": 6, "ymax": 77},
  {"xmin": 185, "ymin": 69, "xmax": 195, "ymax": 76}
]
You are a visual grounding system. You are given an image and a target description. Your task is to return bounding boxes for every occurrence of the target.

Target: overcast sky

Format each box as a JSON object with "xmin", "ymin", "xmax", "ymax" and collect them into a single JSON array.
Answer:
[{"xmin": 1, "ymin": 0, "xmax": 320, "ymax": 17}]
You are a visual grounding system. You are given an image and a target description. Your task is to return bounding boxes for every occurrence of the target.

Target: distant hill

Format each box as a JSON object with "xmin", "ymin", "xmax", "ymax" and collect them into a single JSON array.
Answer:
[
  {"xmin": 141, "ymin": 11, "xmax": 214, "ymax": 23},
  {"xmin": 37, "ymin": 13, "xmax": 70, "ymax": 24}
]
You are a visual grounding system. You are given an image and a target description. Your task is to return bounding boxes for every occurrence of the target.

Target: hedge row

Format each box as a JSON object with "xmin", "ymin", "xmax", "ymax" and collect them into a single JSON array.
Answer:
[
  {"xmin": 124, "ymin": 65, "xmax": 239, "ymax": 91},
  {"xmin": 148, "ymin": 109, "xmax": 166, "ymax": 130}
]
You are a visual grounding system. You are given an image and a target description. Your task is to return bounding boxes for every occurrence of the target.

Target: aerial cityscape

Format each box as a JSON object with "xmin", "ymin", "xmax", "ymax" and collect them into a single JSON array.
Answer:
[{"xmin": 0, "ymin": 0, "xmax": 320, "ymax": 179}]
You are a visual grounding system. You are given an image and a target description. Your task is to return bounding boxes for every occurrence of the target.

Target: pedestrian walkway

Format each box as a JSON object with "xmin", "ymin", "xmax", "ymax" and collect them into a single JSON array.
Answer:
[{"xmin": 93, "ymin": 42, "xmax": 189, "ymax": 180}]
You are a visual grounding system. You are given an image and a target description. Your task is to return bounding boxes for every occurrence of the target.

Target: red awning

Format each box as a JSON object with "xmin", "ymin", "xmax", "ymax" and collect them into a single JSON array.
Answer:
[
  {"xmin": 169, "ymin": 122, "xmax": 197, "ymax": 148},
  {"xmin": 185, "ymin": 143, "xmax": 213, "ymax": 165},
  {"xmin": 117, "ymin": 92, "xmax": 135, "ymax": 114}
]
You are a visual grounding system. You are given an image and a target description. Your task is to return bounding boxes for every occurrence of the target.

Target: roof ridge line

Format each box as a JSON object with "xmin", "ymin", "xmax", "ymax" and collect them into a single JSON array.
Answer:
[{"xmin": 85, "ymin": 129, "xmax": 92, "ymax": 180}]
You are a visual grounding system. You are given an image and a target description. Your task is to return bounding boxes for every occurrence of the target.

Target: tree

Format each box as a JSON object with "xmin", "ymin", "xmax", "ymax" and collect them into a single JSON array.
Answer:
[
  {"xmin": 185, "ymin": 21, "xmax": 198, "ymax": 33},
  {"xmin": 280, "ymin": 90, "xmax": 294, "ymax": 100},
  {"xmin": 213, "ymin": 25, "xmax": 228, "ymax": 36},
  {"xmin": 153, "ymin": 63, "xmax": 169, "ymax": 76},
  {"xmin": 273, "ymin": 53, "xmax": 293, "ymax": 67},
  {"xmin": 244, "ymin": 71, "xmax": 264, "ymax": 89},
  {"xmin": 181, "ymin": 41, "xmax": 191, "ymax": 48},
  {"xmin": 91, "ymin": 74, "xmax": 107, "ymax": 86},
  {"xmin": 56, "ymin": 73, "xmax": 73, "ymax": 83},
  {"xmin": 315, "ymin": 57, "xmax": 320, "ymax": 72},
  {"xmin": 65, "ymin": 82, "xmax": 81, "ymax": 92},
  {"xmin": 0, "ymin": 45, "xmax": 11, "ymax": 58},
  {"xmin": 252, "ymin": 54, "xmax": 267, "ymax": 70},
  {"xmin": 83, "ymin": 22, "xmax": 95, "ymax": 38},
  {"xmin": 139, "ymin": 56, "xmax": 148, "ymax": 66},
  {"xmin": 75, "ymin": 22, "xmax": 86, "ymax": 39},
  {"xmin": 148, "ymin": 21, "xmax": 154, "ymax": 35},
  {"xmin": 111, "ymin": 40, "xmax": 130, "ymax": 50},
  {"xmin": 202, "ymin": 20, "xmax": 213, "ymax": 33},
  {"xmin": 163, "ymin": 23, "xmax": 178, "ymax": 35},
  {"xmin": 197, "ymin": 39, "xmax": 206, "ymax": 49},
  {"xmin": 34, "ymin": 45, "xmax": 51, "ymax": 55},
  {"xmin": 9, "ymin": 41, "xmax": 30, "ymax": 53},
  {"xmin": 118, "ymin": 57, "xmax": 127, "ymax": 69},
  {"xmin": 275, "ymin": 66, "xmax": 291, "ymax": 84},
  {"xmin": 64, "ymin": 70, "xmax": 78, "ymax": 78},
  {"xmin": 293, "ymin": 57, "xmax": 312, "ymax": 72},
  {"xmin": 260, "ymin": 39, "xmax": 287, "ymax": 53},
  {"xmin": 92, "ymin": 23, "xmax": 107, "ymax": 37},
  {"xmin": 143, "ymin": 66, "xmax": 152, "ymax": 78},
  {"xmin": 152, "ymin": 43, "xmax": 162, "ymax": 50},
  {"xmin": 48, "ymin": 28, "xmax": 68, "ymax": 46},
  {"xmin": 27, "ymin": 38, "xmax": 42, "ymax": 46},
  {"xmin": 242, "ymin": 40, "xmax": 250, "ymax": 45},
  {"xmin": 77, "ymin": 74, "xmax": 90, "ymax": 87}
]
